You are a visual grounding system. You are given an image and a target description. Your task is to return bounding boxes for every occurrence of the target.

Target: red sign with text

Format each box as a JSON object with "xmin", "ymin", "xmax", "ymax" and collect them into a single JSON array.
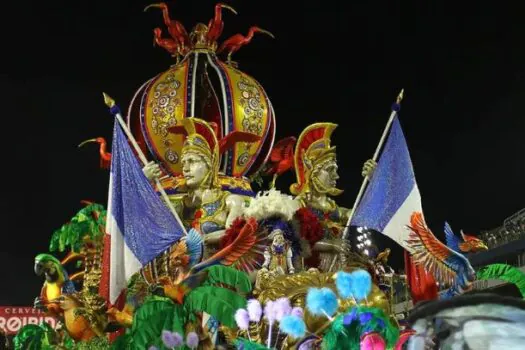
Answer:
[{"xmin": 0, "ymin": 307, "xmax": 57, "ymax": 335}]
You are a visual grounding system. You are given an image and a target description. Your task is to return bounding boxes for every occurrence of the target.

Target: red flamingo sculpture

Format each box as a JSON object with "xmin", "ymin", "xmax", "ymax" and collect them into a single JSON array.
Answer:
[
  {"xmin": 206, "ymin": 3, "xmax": 237, "ymax": 43},
  {"xmin": 78, "ymin": 137, "xmax": 111, "ymax": 169},
  {"xmin": 218, "ymin": 26, "xmax": 274, "ymax": 63},
  {"xmin": 153, "ymin": 27, "xmax": 180, "ymax": 57},
  {"xmin": 144, "ymin": 2, "xmax": 190, "ymax": 54}
]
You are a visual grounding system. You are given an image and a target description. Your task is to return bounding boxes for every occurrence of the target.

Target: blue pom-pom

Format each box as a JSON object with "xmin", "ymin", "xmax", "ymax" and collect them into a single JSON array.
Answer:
[
  {"xmin": 343, "ymin": 307, "xmax": 358, "ymax": 326},
  {"xmin": 350, "ymin": 269, "xmax": 372, "ymax": 302},
  {"xmin": 377, "ymin": 318, "xmax": 385, "ymax": 329},
  {"xmin": 306, "ymin": 287, "xmax": 338, "ymax": 317},
  {"xmin": 358, "ymin": 312, "xmax": 373, "ymax": 325},
  {"xmin": 279, "ymin": 315, "xmax": 306, "ymax": 339},
  {"xmin": 335, "ymin": 271, "xmax": 353, "ymax": 299}
]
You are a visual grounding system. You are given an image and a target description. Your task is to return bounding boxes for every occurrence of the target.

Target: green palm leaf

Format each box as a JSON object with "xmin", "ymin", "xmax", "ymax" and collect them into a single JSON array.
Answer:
[
  {"xmin": 184, "ymin": 286, "xmax": 247, "ymax": 328},
  {"xmin": 13, "ymin": 322, "xmax": 58, "ymax": 350},
  {"xmin": 127, "ymin": 295, "xmax": 185, "ymax": 350},
  {"xmin": 476, "ymin": 263, "xmax": 525, "ymax": 298},
  {"xmin": 49, "ymin": 203, "xmax": 107, "ymax": 253},
  {"xmin": 201, "ymin": 265, "xmax": 252, "ymax": 293}
]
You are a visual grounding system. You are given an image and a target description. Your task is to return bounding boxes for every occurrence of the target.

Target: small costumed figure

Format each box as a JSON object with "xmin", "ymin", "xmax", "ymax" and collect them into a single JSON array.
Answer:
[
  {"xmin": 262, "ymin": 229, "xmax": 295, "ymax": 275},
  {"xmin": 373, "ymin": 248, "xmax": 396, "ymax": 296}
]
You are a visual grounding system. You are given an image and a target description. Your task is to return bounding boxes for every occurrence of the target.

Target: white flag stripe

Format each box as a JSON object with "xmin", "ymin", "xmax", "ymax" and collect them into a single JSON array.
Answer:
[{"xmin": 382, "ymin": 185, "xmax": 421, "ymax": 254}]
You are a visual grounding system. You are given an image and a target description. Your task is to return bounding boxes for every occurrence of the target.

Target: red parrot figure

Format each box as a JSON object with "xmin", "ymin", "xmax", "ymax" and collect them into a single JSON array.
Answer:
[
  {"xmin": 78, "ymin": 137, "xmax": 111, "ymax": 169},
  {"xmin": 206, "ymin": 3, "xmax": 237, "ymax": 43},
  {"xmin": 152, "ymin": 27, "xmax": 180, "ymax": 57},
  {"xmin": 218, "ymin": 26, "xmax": 275, "ymax": 63},
  {"xmin": 144, "ymin": 2, "xmax": 190, "ymax": 54},
  {"xmin": 265, "ymin": 136, "xmax": 297, "ymax": 188},
  {"xmin": 404, "ymin": 218, "xmax": 487, "ymax": 304},
  {"xmin": 406, "ymin": 212, "xmax": 477, "ymax": 299}
]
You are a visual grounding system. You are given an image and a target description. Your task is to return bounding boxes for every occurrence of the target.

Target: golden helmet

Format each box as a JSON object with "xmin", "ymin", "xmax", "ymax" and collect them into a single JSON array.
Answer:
[{"xmin": 290, "ymin": 123, "xmax": 338, "ymax": 196}]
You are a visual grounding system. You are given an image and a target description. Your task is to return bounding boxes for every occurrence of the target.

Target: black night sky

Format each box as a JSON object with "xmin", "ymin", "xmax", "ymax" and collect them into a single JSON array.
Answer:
[{"xmin": 1, "ymin": 0, "xmax": 525, "ymax": 305}]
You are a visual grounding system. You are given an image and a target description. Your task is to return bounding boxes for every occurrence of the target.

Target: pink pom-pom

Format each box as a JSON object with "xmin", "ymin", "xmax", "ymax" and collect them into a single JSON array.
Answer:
[
  {"xmin": 186, "ymin": 332, "xmax": 199, "ymax": 349},
  {"xmin": 360, "ymin": 332, "xmax": 386, "ymax": 350},
  {"xmin": 235, "ymin": 309, "xmax": 250, "ymax": 330},
  {"xmin": 291, "ymin": 306, "xmax": 304, "ymax": 318},
  {"xmin": 247, "ymin": 299, "xmax": 262, "ymax": 322},
  {"xmin": 274, "ymin": 297, "xmax": 292, "ymax": 321}
]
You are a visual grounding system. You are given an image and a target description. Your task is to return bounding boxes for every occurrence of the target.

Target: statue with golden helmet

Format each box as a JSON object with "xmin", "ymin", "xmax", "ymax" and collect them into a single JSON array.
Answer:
[{"xmin": 287, "ymin": 123, "xmax": 377, "ymax": 273}]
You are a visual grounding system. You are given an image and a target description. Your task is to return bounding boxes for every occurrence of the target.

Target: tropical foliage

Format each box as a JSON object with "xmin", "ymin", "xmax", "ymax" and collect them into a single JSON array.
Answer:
[
  {"xmin": 113, "ymin": 265, "xmax": 250, "ymax": 349},
  {"xmin": 13, "ymin": 322, "xmax": 75, "ymax": 350},
  {"xmin": 49, "ymin": 203, "xmax": 107, "ymax": 253}
]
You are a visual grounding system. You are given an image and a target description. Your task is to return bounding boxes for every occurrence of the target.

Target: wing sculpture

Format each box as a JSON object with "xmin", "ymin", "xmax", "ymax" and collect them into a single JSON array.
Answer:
[
  {"xmin": 406, "ymin": 212, "xmax": 475, "ymax": 290},
  {"xmin": 444, "ymin": 221, "xmax": 461, "ymax": 253},
  {"xmin": 190, "ymin": 217, "xmax": 259, "ymax": 274}
]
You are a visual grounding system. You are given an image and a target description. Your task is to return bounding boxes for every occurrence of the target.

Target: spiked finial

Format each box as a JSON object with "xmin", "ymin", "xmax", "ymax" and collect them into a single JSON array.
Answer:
[
  {"xmin": 397, "ymin": 89, "xmax": 404, "ymax": 104},
  {"xmin": 102, "ymin": 92, "xmax": 115, "ymax": 108}
]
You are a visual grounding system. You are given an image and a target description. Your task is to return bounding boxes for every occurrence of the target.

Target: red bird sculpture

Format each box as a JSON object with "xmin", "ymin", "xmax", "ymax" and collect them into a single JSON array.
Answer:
[
  {"xmin": 265, "ymin": 136, "xmax": 296, "ymax": 188},
  {"xmin": 218, "ymin": 26, "xmax": 275, "ymax": 63},
  {"xmin": 153, "ymin": 27, "xmax": 180, "ymax": 57},
  {"xmin": 206, "ymin": 3, "xmax": 237, "ymax": 44},
  {"xmin": 144, "ymin": 2, "xmax": 190, "ymax": 54},
  {"xmin": 78, "ymin": 137, "xmax": 111, "ymax": 169}
]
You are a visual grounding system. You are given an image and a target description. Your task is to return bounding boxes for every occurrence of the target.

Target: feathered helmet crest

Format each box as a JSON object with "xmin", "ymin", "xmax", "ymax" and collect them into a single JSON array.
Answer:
[
  {"xmin": 169, "ymin": 118, "xmax": 221, "ymax": 188},
  {"xmin": 169, "ymin": 118, "xmax": 261, "ymax": 188},
  {"xmin": 290, "ymin": 122, "xmax": 342, "ymax": 196}
]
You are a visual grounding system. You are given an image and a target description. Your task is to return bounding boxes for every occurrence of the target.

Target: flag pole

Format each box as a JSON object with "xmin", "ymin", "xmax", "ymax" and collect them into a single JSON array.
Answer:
[
  {"xmin": 342, "ymin": 89, "xmax": 404, "ymax": 240},
  {"xmin": 102, "ymin": 93, "xmax": 187, "ymax": 234}
]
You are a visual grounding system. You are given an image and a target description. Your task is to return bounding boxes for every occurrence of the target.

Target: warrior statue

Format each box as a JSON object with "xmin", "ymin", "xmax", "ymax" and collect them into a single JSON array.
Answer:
[
  {"xmin": 290, "ymin": 122, "xmax": 375, "ymax": 272},
  {"xmin": 143, "ymin": 118, "xmax": 258, "ymax": 257}
]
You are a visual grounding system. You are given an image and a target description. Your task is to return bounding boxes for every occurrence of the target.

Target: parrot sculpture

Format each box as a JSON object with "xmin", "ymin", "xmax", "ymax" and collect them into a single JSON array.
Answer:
[
  {"xmin": 444, "ymin": 222, "xmax": 488, "ymax": 253},
  {"xmin": 33, "ymin": 253, "xmax": 80, "ymax": 317},
  {"xmin": 406, "ymin": 212, "xmax": 477, "ymax": 299}
]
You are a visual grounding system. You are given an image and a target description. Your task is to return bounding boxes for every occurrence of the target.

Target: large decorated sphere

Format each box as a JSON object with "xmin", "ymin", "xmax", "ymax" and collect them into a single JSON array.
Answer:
[{"xmin": 127, "ymin": 48, "xmax": 275, "ymax": 180}]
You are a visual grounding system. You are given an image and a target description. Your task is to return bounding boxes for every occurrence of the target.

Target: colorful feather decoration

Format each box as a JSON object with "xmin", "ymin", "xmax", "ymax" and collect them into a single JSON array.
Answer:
[
  {"xmin": 219, "ymin": 217, "xmax": 267, "ymax": 274},
  {"xmin": 406, "ymin": 212, "xmax": 475, "ymax": 290},
  {"xmin": 186, "ymin": 228, "xmax": 203, "ymax": 266},
  {"xmin": 190, "ymin": 217, "xmax": 259, "ymax": 274}
]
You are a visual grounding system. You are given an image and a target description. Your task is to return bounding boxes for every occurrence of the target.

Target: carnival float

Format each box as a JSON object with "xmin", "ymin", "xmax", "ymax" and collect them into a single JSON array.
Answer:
[{"xmin": 13, "ymin": 2, "xmax": 525, "ymax": 350}]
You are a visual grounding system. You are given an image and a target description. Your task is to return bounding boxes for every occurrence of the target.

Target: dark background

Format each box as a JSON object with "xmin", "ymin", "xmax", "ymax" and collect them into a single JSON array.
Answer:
[{"xmin": 1, "ymin": 0, "xmax": 525, "ymax": 305}]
